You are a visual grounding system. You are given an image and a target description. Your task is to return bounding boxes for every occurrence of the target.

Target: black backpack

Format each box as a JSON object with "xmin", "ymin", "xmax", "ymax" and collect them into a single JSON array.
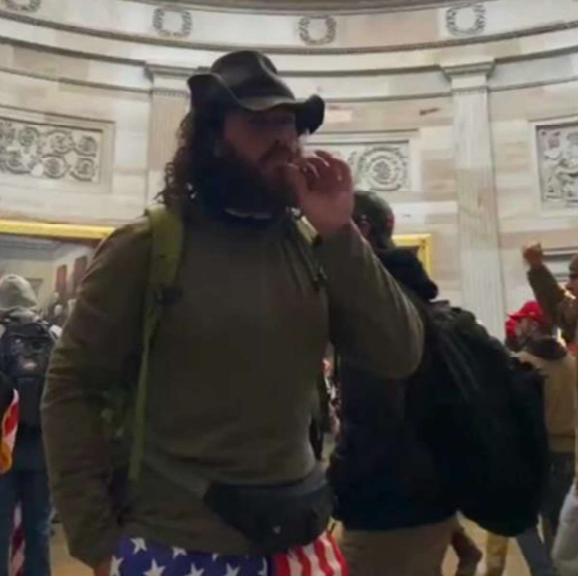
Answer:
[
  {"xmin": 0, "ymin": 321, "xmax": 55, "ymax": 430},
  {"xmin": 408, "ymin": 302, "xmax": 550, "ymax": 536}
]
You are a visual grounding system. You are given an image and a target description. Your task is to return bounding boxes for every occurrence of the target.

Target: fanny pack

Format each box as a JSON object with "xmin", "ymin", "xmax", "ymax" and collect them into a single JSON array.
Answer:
[
  {"xmin": 204, "ymin": 463, "xmax": 333, "ymax": 553},
  {"xmin": 141, "ymin": 448, "xmax": 333, "ymax": 554}
]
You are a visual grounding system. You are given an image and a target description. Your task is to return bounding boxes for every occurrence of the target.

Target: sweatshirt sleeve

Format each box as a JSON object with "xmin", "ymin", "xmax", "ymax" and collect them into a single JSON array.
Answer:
[
  {"xmin": 528, "ymin": 264, "xmax": 578, "ymax": 342},
  {"xmin": 41, "ymin": 219, "xmax": 150, "ymax": 569},
  {"xmin": 315, "ymin": 223, "xmax": 424, "ymax": 378}
]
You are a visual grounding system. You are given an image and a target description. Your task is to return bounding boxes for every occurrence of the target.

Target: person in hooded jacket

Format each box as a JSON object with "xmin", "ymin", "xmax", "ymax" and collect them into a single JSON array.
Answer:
[
  {"xmin": 328, "ymin": 191, "xmax": 482, "ymax": 576},
  {"xmin": 0, "ymin": 275, "xmax": 58, "ymax": 576},
  {"xmin": 524, "ymin": 244, "xmax": 578, "ymax": 576},
  {"xmin": 485, "ymin": 301, "xmax": 574, "ymax": 576},
  {"xmin": 514, "ymin": 302, "xmax": 576, "ymax": 549}
]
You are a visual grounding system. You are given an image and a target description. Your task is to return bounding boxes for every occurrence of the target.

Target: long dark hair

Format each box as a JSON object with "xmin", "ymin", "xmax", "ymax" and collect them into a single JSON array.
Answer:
[{"xmin": 161, "ymin": 109, "xmax": 224, "ymax": 211}]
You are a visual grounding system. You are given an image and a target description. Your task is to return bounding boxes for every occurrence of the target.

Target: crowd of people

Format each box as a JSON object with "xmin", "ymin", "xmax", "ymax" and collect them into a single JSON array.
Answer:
[{"xmin": 0, "ymin": 49, "xmax": 576, "ymax": 576}]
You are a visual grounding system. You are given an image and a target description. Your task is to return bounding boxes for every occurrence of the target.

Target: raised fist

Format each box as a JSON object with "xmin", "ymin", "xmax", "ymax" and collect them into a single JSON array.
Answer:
[{"xmin": 523, "ymin": 243, "xmax": 544, "ymax": 269}]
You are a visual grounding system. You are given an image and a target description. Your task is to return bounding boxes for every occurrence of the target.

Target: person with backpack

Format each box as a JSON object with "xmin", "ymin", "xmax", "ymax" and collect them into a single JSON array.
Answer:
[
  {"xmin": 524, "ymin": 244, "xmax": 578, "ymax": 576},
  {"xmin": 485, "ymin": 300, "xmax": 576, "ymax": 576},
  {"xmin": 514, "ymin": 301, "xmax": 576, "ymax": 549},
  {"xmin": 0, "ymin": 275, "xmax": 57, "ymax": 576},
  {"xmin": 41, "ymin": 51, "xmax": 424, "ymax": 576},
  {"xmin": 328, "ymin": 191, "xmax": 482, "ymax": 576}
]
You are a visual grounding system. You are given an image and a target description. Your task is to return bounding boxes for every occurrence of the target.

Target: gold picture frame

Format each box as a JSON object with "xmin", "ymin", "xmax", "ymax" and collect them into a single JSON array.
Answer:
[
  {"xmin": 0, "ymin": 219, "xmax": 114, "ymax": 242},
  {"xmin": 395, "ymin": 233, "xmax": 433, "ymax": 275},
  {"xmin": 0, "ymin": 219, "xmax": 433, "ymax": 274}
]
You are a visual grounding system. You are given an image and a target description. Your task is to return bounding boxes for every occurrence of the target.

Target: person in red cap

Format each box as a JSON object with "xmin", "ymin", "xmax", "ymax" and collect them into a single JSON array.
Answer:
[
  {"xmin": 485, "ymin": 300, "xmax": 576, "ymax": 576},
  {"xmin": 524, "ymin": 245, "xmax": 578, "ymax": 576},
  {"xmin": 514, "ymin": 301, "xmax": 576, "ymax": 546}
]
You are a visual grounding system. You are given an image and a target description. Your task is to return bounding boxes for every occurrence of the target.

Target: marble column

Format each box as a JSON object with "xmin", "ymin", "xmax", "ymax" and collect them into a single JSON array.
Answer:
[
  {"xmin": 442, "ymin": 59, "xmax": 506, "ymax": 338},
  {"xmin": 145, "ymin": 64, "xmax": 190, "ymax": 203}
]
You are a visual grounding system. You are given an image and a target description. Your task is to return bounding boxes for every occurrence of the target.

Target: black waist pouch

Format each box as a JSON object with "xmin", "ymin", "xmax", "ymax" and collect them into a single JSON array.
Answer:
[{"xmin": 203, "ymin": 464, "xmax": 333, "ymax": 554}]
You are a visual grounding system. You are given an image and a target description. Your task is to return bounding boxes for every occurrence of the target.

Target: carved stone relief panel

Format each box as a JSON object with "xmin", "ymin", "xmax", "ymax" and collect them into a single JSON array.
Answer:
[
  {"xmin": 153, "ymin": 6, "xmax": 193, "ymax": 38},
  {"xmin": 537, "ymin": 123, "xmax": 578, "ymax": 209},
  {"xmin": 307, "ymin": 139, "xmax": 410, "ymax": 193},
  {"xmin": 445, "ymin": 3, "xmax": 486, "ymax": 37},
  {"xmin": 0, "ymin": 117, "xmax": 103, "ymax": 184},
  {"xmin": 2, "ymin": 0, "xmax": 41, "ymax": 13}
]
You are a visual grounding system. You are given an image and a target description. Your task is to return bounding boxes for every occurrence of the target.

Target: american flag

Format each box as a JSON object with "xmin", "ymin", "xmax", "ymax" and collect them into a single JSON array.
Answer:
[
  {"xmin": 112, "ymin": 533, "xmax": 348, "ymax": 576},
  {"xmin": 11, "ymin": 505, "xmax": 24, "ymax": 576},
  {"xmin": 0, "ymin": 389, "xmax": 24, "ymax": 576},
  {"xmin": 0, "ymin": 389, "xmax": 19, "ymax": 474}
]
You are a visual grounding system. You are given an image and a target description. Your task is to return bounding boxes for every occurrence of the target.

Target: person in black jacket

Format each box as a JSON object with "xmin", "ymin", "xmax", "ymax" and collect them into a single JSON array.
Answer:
[{"xmin": 329, "ymin": 191, "xmax": 482, "ymax": 576}]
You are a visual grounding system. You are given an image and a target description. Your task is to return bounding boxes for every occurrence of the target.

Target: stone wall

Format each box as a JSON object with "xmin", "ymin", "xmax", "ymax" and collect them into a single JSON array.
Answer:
[{"xmin": 1, "ymin": 0, "xmax": 578, "ymax": 335}]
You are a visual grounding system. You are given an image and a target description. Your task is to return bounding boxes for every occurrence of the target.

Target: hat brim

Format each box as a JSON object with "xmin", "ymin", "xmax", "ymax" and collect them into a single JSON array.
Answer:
[{"xmin": 188, "ymin": 74, "xmax": 325, "ymax": 134}]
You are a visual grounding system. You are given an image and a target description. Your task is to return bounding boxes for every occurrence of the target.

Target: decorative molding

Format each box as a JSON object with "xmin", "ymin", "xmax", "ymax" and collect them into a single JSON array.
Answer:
[
  {"xmin": 298, "ymin": 16, "xmax": 337, "ymax": 46},
  {"xmin": 3, "ymin": 0, "xmax": 40, "ymax": 13},
  {"xmin": 0, "ymin": 118, "xmax": 102, "ymax": 183},
  {"xmin": 134, "ymin": 0, "xmax": 489, "ymax": 13},
  {"xmin": 491, "ymin": 74, "xmax": 578, "ymax": 93},
  {"xmin": 450, "ymin": 87, "xmax": 488, "ymax": 95},
  {"xmin": 308, "ymin": 139, "xmax": 411, "ymax": 192},
  {"xmin": 5, "ymin": 58, "xmax": 578, "ymax": 100},
  {"xmin": 537, "ymin": 122, "xmax": 578, "ymax": 209},
  {"xmin": 352, "ymin": 144, "xmax": 410, "ymax": 192},
  {"xmin": 0, "ymin": 64, "xmax": 150, "ymax": 94},
  {"xmin": 446, "ymin": 3, "xmax": 486, "ymax": 37},
  {"xmin": 146, "ymin": 63, "xmax": 197, "ymax": 78},
  {"xmin": 0, "ymin": 8, "xmax": 577, "ymax": 56},
  {"xmin": 151, "ymin": 88, "xmax": 189, "ymax": 98},
  {"xmin": 442, "ymin": 58, "xmax": 495, "ymax": 92},
  {"xmin": 152, "ymin": 7, "xmax": 193, "ymax": 38},
  {"xmin": 442, "ymin": 59, "xmax": 495, "ymax": 78}
]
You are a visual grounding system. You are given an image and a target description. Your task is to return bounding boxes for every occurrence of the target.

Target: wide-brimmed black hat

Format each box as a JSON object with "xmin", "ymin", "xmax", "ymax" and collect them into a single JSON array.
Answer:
[{"xmin": 188, "ymin": 50, "xmax": 325, "ymax": 134}]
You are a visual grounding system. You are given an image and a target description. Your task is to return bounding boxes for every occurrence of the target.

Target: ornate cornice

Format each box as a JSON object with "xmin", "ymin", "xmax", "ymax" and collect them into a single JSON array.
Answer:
[
  {"xmin": 442, "ymin": 58, "xmax": 495, "ymax": 92},
  {"xmin": 441, "ymin": 59, "xmax": 495, "ymax": 78},
  {"xmin": 1, "ymin": 8, "xmax": 578, "ymax": 56},
  {"xmin": 130, "ymin": 0, "xmax": 492, "ymax": 15}
]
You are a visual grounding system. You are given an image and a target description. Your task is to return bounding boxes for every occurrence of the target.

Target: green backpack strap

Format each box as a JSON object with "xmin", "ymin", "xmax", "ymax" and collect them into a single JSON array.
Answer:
[
  {"xmin": 295, "ymin": 216, "xmax": 317, "ymax": 245},
  {"xmin": 129, "ymin": 204, "xmax": 184, "ymax": 482}
]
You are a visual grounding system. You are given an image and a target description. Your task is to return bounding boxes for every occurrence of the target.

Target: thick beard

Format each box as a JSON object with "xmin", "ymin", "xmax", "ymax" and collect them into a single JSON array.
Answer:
[{"xmin": 192, "ymin": 144, "xmax": 294, "ymax": 216}]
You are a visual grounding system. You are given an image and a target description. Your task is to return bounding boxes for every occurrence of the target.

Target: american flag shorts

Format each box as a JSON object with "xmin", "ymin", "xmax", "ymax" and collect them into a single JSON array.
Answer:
[{"xmin": 110, "ymin": 532, "xmax": 348, "ymax": 576}]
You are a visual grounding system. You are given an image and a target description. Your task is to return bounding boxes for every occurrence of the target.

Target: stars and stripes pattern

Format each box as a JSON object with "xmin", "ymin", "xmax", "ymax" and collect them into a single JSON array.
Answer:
[
  {"xmin": 272, "ymin": 533, "xmax": 347, "ymax": 576},
  {"xmin": 112, "ymin": 533, "xmax": 348, "ymax": 576},
  {"xmin": 11, "ymin": 505, "xmax": 24, "ymax": 576},
  {"xmin": 0, "ymin": 389, "xmax": 24, "ymax": 576},
  {"xmin": 0, "ymin": 389, "xmax": 19, "ymax": 474}
]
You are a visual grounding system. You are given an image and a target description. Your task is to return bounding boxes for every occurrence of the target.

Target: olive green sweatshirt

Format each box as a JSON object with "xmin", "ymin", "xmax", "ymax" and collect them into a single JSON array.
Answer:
[{"xmin": 42, "ymin": 203, "xmax": 424, "ymax": 569}]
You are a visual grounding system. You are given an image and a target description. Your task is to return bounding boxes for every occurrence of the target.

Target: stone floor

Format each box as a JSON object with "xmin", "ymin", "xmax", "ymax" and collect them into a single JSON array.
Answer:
[{"xmin": 51, "ymin": 520, "xmax": 532, "ymax": 576}]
